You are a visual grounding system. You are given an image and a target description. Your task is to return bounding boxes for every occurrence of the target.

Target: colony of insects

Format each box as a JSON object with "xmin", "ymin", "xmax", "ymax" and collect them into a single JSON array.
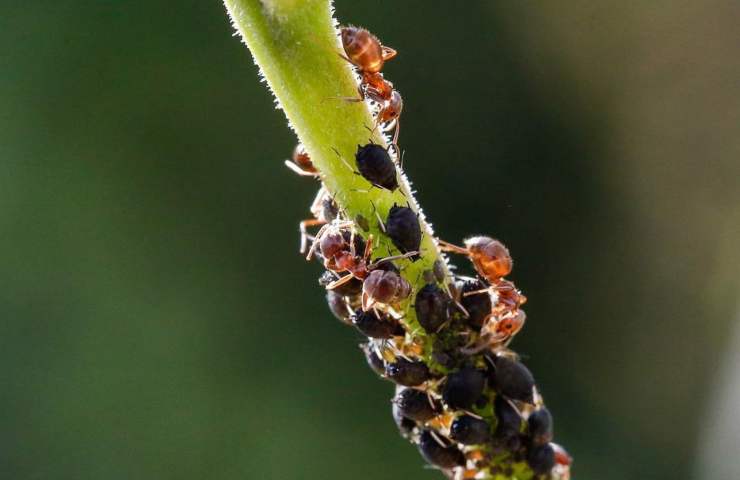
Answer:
[{"xmin": 279, "ymin": 23, "xmax": 570, "ymax": 480}]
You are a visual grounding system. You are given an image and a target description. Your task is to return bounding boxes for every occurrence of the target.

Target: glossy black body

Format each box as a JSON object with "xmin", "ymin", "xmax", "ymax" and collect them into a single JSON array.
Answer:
[
  {"xmin": 450, "ymin": 415, "xmax": 491, "ymax": 445},
  {"xmin": 385, "ymin": 204, "xmax": 421, "ymax": 255},
  {"xmin": 385, "ymin": 358, "xmax": 430, "ymax": 386},
  {"xmin": 414, "ymin": 283, "xmax": 450, "ymax": 333},
  {"xmin": 355, "ymin": 143, "xmax": 398, "ymax": 191},
  {"xmin": 442, "ymin": 367, "xmax": 486, "ymax": 409},
  {"xmin": 417, "ymin": 430, "xmax": 465, "ymax": 469}
]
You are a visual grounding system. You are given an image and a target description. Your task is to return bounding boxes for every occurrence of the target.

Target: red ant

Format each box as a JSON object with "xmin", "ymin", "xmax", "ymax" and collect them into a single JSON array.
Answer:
[
  {"xmin": 339, "ymin": 26, "xmax": 403, "ymax": 145},
  {"xmin": 307, "ymin": 220, "xmax": 416, "ymax": 290},
  {"xmin": 441, "ymin": 236, "xmax": 527, "ymax": 353}
]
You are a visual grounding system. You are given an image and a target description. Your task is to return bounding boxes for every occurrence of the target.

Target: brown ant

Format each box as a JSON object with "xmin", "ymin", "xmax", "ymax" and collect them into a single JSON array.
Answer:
[
  {"xmin": 339, "ymin": 26, "xmax": 403, "ymax": 144},
  {"xmin": 441, "ymin": 237, "xmax": 527, "ymax": 353},
  {"xmin": 307, "ymin": 220, "xmax": 416, "ymax": 290},
  {"xmin": 438, "ymin": 236, "xmax": 513, "ymax": 284}
]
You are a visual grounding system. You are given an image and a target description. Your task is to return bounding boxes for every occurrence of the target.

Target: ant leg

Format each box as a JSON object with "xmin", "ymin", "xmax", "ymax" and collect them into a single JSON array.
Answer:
[
  {"xmin": 391, "ymin": 118, "xmax": 401, "ymax": 149},
  {"xmin": 326, "ymin": 274, "xmax": 356, "ymax": 290},
  {"xmin": 284, "ymin": 160, "xmax": 318, "ymax": 177},
  {"xmin": 299, "ymin": 218, "xmax": 326, "ymax": 254},
  {"xmin": 462, "ymin": 288, "xmax": 491, "ymax": 297},
  {"xmin": 369, "ymin": 200, "xmax": 386, "ymax": 232},
  {"xmin": 361, "ymin": 291, "xmax": 375, "ymax": 311},
  {"xmin": 437, "ymin": 239, "xmax": 469, "ymax": 255},
  {"xmin": 362, "ymin": 234, "xmax": 375, "ymax": 264},
  {"xmin": 331, "ymin": 146, "xmax": 355, "ymax": 172},
  {"xmin": 368, "ymin": 250, "xmax": 419, "ymax": 269},
  {"xmin": 306, "ymin": 223, "xmax": 332, "ymax": 260}
]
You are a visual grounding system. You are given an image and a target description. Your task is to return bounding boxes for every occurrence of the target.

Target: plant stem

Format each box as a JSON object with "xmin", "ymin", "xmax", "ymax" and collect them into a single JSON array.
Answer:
[
  {"xmin": 222, "ymin": 2, "xmax": 543, "ymax": 479},
  {"xmin": 223, "ymin": 0, "xmax": 450, "ymax": 330}
]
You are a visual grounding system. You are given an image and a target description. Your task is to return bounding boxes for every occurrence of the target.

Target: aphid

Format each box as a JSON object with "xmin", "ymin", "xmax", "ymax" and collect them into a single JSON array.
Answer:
[
  {"xmin": 458, "ymin": 277, "xmax": 492, "ymax": 330},
  {"xmin": 318, "ymin": 270, "xmax": 363, "ymax": 297},
  {"xmin": 493, "ymin": 395, "xmax": 523, "ymax": 444},
  {"xmin": 355, "ymin": 143, "xmax": 399, "ymax": 191},
  {"xmin": 489, "ymin": 355, "xmax": 535, "ymax": 403},
  {"xmin": 385, "ymin": 204, "xmax": 421, "ymax": 257},
  {"xmin": 340, "ymin": 26, "xmax": 397, "ymax": 74},
  {"xmin": 352, "ymin": 308, "xmax": 403, "ymax": 339},
  {"xmin": 360, "ymin": 343, "xmax": 386, "ymax": 377},
  {"xmin": 418, "ymin": 430, "xmax": 466, "ymax": 469},
  {"xmin": 439, "ymin": 236, "xmax": 513, "ymax": 284},
  {"xmin": 361, "ymin": 269, "xmax": 412, "ymax": 313},
  {"xmin": 284, "ymin": 143, "xmax": 317, "ymax": 177},
  {"xmin": 442, "ymin": 367, "xmax": 486, "ymax": 410},
  {"xmin": 385, "ymin": 358, "xmax": 430, "ymax": 386},
  {"xmin": 394, "ymin": 387, "xmax": 440, "ymax": 422},
  {"xmin": 326, "ymin": 290, "xmax": 353, "ymax": 324},
  {"xmin": 414, "ymin": 283, "xmax": 450, "ymax": 333},
  {"xmin": 527, "ymin": 407, "xmax": 553, "ymax": 446},
  {"xmin": 450, "ymin": 415, "xmax": 491, "ymax": 445},
  {"xmin": 392, "ymin": 397, "xmax": 417, "ymax": 439},
  {"xmin": 527, "ymin": 443, "xmax": 556, "ymax": 475}
]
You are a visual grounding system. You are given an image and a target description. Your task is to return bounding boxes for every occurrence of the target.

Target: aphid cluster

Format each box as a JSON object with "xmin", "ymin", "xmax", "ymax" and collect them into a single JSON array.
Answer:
[{"xmin": 282, "ymin": 25, "xmax": 571, "ymax": 480}]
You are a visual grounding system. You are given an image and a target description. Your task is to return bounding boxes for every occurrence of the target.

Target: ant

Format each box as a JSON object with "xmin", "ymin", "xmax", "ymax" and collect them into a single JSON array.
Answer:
[
  {"xmin": 440, "ymin": 236, "xmax": 527, "ymax": 352},
  {"xmin": 339, "ymin": 26, "xmax": 403, "ymax": 144},
  {"xmin": 307, "ymin": 220, "xmax": 416, "ymax": 290}
]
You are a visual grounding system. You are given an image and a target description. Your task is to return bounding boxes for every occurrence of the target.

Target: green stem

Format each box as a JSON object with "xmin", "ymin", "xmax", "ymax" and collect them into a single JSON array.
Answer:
[
  {"xmin": 222, "ymin": 2, "xmax": 539, "ymax": 479},
  {"xmin": 223, "ymin": 0, "xmax": 450, "ymax": 326}
]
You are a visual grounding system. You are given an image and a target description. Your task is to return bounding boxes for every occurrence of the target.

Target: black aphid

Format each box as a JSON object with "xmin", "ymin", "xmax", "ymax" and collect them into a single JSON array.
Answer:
[
  {"xmin": 385, "ymin": 358, "xmax": 430, "ymax": 386},
  {"xmin": 352, "ymin": 308, "xmax": 403, "ymax": 339},
  {"xmin": 418, "ymin": 430, "xmax": 465, "ymax": 469},
  {"xmin": 321, "ymin": 195, "xmax": 339, "ymax": 223},
  {"xmin": 490, "ymin": 356, "xmax": 535, "ymax": 403},
  {"xmin": 450, "ymin": 415, "xmax": 491, "ymax": 445},
  {"xmin": 355, "ymin": 143, "xmax": 398, "ymax": 191},
  {"xmin": 493, "ymin": 394, "xmax": 522, "ymax": 441},
  {"xmin": 459, "ymin": 277, "xmax": 492, "ymax": 330},
  {"xmin": 360, "ymin": 343, "xmax": 385, "ymax": 377},
  {"xmin": 326, "ymin": 291, "xmax": 352, "ymax": 323},
  {"xmin": 394, "ymin": 388, "xmax": 440, "ymax": 422},
  {"xmin": 442, "ymin": 367, "xmax": 486, "ymax": 409},
  {"xmin": 392, "ymin": 397, "xmax": 417, "ymax": 439},
  {"xmin": 385, "ymin": 204, "xmax": 421, "ymax": 256},
  {"xmin": 528, "ymin": 407, "xmax": 553, "ymax": 446},
  {"xmin": 414, "ymin": 283, "xmax": 450, "ymax": 333},
  {"xmin": 527, "ymin": 443, "xmax": 556, "ymax": 475}
]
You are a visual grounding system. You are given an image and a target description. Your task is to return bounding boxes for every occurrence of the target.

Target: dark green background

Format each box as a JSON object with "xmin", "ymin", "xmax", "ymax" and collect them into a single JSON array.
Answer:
[{"xmin": 2, "ymin": 1, "xmax": 739, "ymax": 479}]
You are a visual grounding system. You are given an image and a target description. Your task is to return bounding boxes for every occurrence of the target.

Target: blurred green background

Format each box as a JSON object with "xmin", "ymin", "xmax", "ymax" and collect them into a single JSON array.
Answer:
[{"xmin": 2, "ymin": 1, "xmax": 739, "ymax": 479}]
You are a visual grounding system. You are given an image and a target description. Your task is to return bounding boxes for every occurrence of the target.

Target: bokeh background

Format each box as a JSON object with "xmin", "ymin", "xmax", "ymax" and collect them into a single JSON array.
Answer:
[{"xmin": 2, "ymin": 1, "xmax": 739, "ymax": 479}]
